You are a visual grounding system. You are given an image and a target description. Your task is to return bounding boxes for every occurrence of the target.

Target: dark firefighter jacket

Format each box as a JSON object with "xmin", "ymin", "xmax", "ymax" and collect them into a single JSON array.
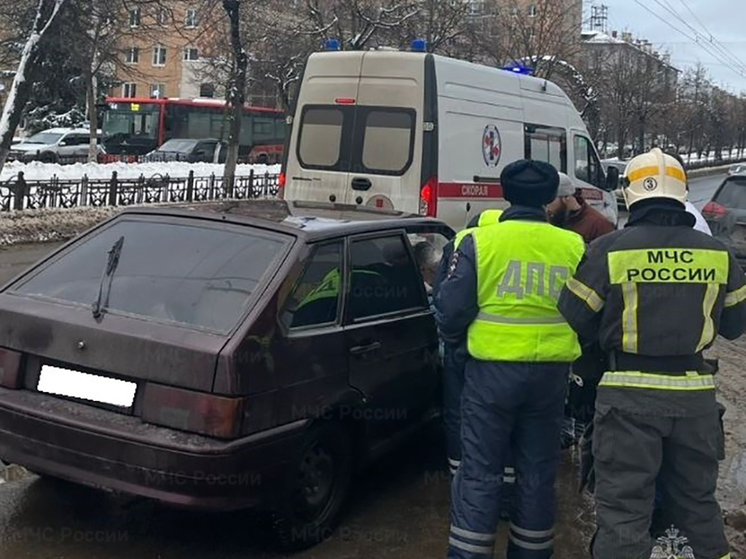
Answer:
[{"xmin": 558, "ymin": 201, "xmax": 746, "ymax": 416}]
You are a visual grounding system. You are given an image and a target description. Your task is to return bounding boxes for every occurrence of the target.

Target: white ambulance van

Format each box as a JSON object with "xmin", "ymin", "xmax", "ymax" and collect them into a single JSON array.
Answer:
[{"xmin": 281, "ymin": 50, "xmax": 619, "ymax": 230}]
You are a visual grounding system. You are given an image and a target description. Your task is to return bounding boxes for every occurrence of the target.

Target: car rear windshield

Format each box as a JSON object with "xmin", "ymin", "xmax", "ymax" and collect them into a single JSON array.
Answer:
[
  {"xmin": 13, "ymin": 217, "xmax": 289, "ymax": 334},
  {"xmin": 715, "ymin": 177, "xmax": 746, "ymax": 209},
  {"xmin": 158, "ymin": 139, "xmax": 199, "ymax": 153}
]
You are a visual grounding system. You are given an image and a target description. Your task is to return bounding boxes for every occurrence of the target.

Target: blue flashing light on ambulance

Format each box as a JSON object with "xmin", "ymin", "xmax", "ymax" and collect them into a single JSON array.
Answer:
[
  {"xmin": 101, "ymin": 97, "xmax": 287, "ymax": 163},
  {"xmin": 281, "ymin": 48, "xmax": 619, "ymax": 230}
]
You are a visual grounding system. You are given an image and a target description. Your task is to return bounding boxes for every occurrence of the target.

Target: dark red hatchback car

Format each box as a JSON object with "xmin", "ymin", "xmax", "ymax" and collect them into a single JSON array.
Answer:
[{"xmin": 0, "ymin": 200, "xmax": 452, "ymax": 548}]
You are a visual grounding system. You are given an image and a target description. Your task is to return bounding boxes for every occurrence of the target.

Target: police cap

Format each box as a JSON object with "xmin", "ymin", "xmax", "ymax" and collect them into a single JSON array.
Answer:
[{"xmin": 501, "ymin": 160, "xmax": 560, "ymax": 207}]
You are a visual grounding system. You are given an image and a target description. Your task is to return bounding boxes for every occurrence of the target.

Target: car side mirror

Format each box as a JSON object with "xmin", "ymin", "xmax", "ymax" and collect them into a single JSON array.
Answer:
[
  {"xmin": 59, "ymin": 140, "xmax": 68, "ymax": 146},
  {"xmin": 604, "ymin": 166, "xmax": 620, "ymax": 192}
]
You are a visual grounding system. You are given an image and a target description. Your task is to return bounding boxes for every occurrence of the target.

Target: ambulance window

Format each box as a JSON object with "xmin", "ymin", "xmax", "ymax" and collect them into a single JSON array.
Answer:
[
  {"xmin": 298, "ymin": 108, "xmax": 344, "ymax": 169},
  {"xmin": 361, "ymin": 109, "xmax": 415, "ymax": 175},
  {"xmin": 282, "ymin": 242, "xmax": 343, "ymax": 329},
  {"xmin": 574, "ymin": 135, "xmax": 602, "ymax": 187},
  {"xmin": 524, "ymin": 124, "xmax": 567, "ymax": 173}
]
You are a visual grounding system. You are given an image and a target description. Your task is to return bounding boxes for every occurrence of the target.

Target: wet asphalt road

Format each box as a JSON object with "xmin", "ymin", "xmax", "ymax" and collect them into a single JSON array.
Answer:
[{"xmin": 0, "ymin": 173, "xmax": 726, "ymax": 559}]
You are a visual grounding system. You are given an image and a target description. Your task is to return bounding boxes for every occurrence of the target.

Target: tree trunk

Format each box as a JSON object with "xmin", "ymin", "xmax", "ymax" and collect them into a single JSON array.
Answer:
[
  {"xmin": 222, "ymin": 0, "xmax": 248, "ymax": 193},
  {"xmin": 87, "ymin": 70, "xmax": 99, "ymax": 163},
  {"xmin": 0, "ymin": 0, "xmax": 68, "ymax": 175}
]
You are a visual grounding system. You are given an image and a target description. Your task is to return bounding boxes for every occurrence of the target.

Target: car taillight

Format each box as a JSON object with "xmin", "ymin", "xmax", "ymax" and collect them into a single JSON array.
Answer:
[
  {"xmin": 141, "ymin": 384, "xmax": 246, "ymax": 439},
  {"xmin": 420, "ymin": 176, "xmax": 438, "ymax": 217},
  {"xmin": 702, "ymin": 201, "xmax": 727, "ymax": 218},
  {"xmin": 0, "ymin": 348, "xmax": 23, "ymax": 389},
  {"xmin": 277, "ymin": 172, "xmax": 286, "ymax": 199}
]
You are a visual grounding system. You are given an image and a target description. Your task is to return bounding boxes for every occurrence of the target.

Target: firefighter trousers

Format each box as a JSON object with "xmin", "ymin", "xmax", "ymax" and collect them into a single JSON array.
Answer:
[
  {"xmin": 592, "ymin": 398, "xmax": 729, "ymax": 559},
  {"xmin": 447, "ymin": 360, "xmax": 568, "ymax": 559}
]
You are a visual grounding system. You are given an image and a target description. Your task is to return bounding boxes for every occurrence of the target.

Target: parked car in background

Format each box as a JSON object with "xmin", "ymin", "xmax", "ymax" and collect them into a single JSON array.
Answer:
[
  {"xmin": 145, "ymin": 138, "xmax": 227, "ymax": 163},
  {"xmin": 728, "ymin": 163, "xmax": 746, "ymax": 176},
  {"xmin": 8, "ymin": 128, "xmax": 104, "ymax": 163},
  {"xmin": 0, "ymin": 200, "xmax": 452, "ymax": 550},
  {"xmin": 703, "ymin": 175, "xmax": 746, "ymax": 268}
]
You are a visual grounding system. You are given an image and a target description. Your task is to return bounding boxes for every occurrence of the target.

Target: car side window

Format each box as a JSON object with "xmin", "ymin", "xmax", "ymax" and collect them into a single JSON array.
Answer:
[
  {"xmin": 408, "ymin": 232, "xmax": 449, "ymax": 294},
  {"xmin": 525, "ymin": 124, "xmax": 567, "ymax": 173},
  {"xmin": 348, "ymin": 235, "xmax": 426, "ymax": 322},
  {"xmin": 282, "ymin": 242, "xmax": 343, "ymax": 329}
]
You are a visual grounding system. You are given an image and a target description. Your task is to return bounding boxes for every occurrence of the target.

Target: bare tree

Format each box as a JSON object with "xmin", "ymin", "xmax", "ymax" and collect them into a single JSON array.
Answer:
[
  {"xmin": 0, "ymin": 0, "xmax": 68, "ymax": 173},
  {"xmin": 222, "ymin": 0, "xmax": 249, "ymax": 189}
]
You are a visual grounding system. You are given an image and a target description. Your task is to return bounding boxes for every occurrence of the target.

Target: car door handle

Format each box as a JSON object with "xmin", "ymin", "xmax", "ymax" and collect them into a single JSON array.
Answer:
[
  {"xmin": 351, "ymin": 177, "xmax": 372, "ymax": 191},
  {"xmin": 349, "ymin": 341, "xmax": 382, "ymax": 356}
]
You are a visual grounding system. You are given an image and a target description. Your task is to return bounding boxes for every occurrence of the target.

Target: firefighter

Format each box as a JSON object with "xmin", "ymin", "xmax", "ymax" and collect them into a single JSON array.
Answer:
[
  {"xmin": 558, "ymin": 148, "xmax": 746, "ymax": 559},
  {"xmin": 435, "ymin": 209, "xmax": 503, "ymax": 477},
  {"xmin": 438, "ymin": 160, "xmax": 585, "ymax": 558}
]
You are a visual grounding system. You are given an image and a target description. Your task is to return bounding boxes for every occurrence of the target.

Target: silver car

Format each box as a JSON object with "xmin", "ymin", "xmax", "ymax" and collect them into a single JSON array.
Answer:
[{"xmin": 9, "ymin": 128, "xmax": 104, "ymax": 163}]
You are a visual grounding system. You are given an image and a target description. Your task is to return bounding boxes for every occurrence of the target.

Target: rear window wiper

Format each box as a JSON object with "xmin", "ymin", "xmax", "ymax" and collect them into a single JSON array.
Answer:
[{"xmin": 92, "ymin": 236, "xmax": 125, "ymax": 321}]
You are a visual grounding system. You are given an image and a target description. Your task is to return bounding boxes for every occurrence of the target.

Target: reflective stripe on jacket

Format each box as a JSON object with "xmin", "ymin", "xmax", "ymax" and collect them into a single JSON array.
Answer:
[
  {"xmin": 468, "ymin": 220, "xmax": 585, "ymax": 362},
  {"xmin": 558, "ymin": 223, "xmax": 746, "ymax": 360}
]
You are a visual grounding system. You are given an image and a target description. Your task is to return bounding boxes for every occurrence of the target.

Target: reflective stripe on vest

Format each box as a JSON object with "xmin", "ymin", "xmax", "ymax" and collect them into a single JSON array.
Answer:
[
  {"xmin": 468, "ymin": 220, "xmax": 584, "ymax": 362},
  {"xmin": 607, "ymin": 248, "xmax": 730, "ymax": 355},
  {"xmin": 599, "ymin": 371, "xmax": 716, "ymax": 391},
  {"xmin": 726, "ymin": 285, "xmax": 746, "ymax": 307}
]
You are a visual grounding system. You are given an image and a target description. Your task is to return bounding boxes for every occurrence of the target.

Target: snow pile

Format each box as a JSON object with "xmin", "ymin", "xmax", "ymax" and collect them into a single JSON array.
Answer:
[
  {"xmin": 0, "ymin": 205, "xmax": 120, "ymax": 246},
  {"xmin": 0, "ymin": 161, "xmax": 281, "ymax": 182}
]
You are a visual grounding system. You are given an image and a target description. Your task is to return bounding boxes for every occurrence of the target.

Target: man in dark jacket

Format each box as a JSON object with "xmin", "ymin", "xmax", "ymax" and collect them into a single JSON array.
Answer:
[
  {"xmin": 546, "ymin": 173, "xmax": 615, "ymax": 244},
  {"xmin": 558, "ymin": 148, "xmax": 746, "ymax": 559}
]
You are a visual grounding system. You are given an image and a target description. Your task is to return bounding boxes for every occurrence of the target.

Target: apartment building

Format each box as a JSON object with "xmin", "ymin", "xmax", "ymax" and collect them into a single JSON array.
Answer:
[{"xmin": 111, "ymin": 2, "xmax": 215, "ymax": 101}]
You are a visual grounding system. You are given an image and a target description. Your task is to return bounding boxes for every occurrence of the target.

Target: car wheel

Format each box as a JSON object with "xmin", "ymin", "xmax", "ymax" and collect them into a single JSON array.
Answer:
[
  {"xmin": 257, "ymin": 154, "xmax": 269, "ymax": 165},
  {"xmin": 40, "ymin": 152, "xmax": 57, "ymax": 164},
  {"xmin": 271, "ymin": 421, "xmax": 353, "ymax": 551}
]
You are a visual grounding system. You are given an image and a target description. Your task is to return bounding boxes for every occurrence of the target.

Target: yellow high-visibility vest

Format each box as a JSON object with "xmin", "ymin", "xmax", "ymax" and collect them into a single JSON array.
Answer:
[
  {"xmin": 468, "ymin": 220, "xmax": 585, "ymax": 362},
  {"xmin": 453, "ymin": 209, "xmax": 504, "ymax": 250}
]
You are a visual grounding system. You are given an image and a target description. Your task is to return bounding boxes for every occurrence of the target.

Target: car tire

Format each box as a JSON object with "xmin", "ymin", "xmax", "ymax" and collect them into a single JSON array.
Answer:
[
  {"xmin": 40, "ymin": 152, "xmax": 57, "ymax": 164},
  {"xmin": 257, "ymin": 154, "xmax": 269, "ymax": 165},
  {"xmin": 271, "ymin": 421, "xmax": 353, "ymax": 551}
]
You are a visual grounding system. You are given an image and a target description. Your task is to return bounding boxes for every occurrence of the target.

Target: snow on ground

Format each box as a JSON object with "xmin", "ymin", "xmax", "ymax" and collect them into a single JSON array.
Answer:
[{"xmin": 0, "ymin": 161, "xmax": 281, "ymax": 182}]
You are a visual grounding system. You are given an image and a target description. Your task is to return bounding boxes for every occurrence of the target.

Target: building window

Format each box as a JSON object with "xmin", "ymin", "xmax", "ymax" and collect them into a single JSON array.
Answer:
[
  {"xmin": 125, "ymin": 47, "xmax": 139, "ymax": 64},
  {"xmin": 528, "ymin": 4, "xmax": 538, "ymax": 17},
  {"xmin": 185, "ymin": 9, "xmax": 199, "ymax": 28},
  {"xmin": 509, "ymin": 6, "xmax": 519, "ymax": 17},
  {"xmin": 150, "ymin": 84, "xmax": 166, "ymax": 99},
  {"xmin": 199, "ymin": 83, "xmax": 215, "ymax": 98},
  {"xmin": 183, "ymin": 47, "xmax": 200, "ymax": 61},
  {"xmin": 122, "ymin": 83, "xmax": 137, "ymax": 98},
  {"xmin": 152, "ymin": 44, "xmax": 167, "ymax": 66},
  {"xmin": 129, "ymin": 8, "xmax": 141, "ymax": 28},
  {"xmin": 156, "ymin": 7, "xmax": 169, "ymax": 25}
]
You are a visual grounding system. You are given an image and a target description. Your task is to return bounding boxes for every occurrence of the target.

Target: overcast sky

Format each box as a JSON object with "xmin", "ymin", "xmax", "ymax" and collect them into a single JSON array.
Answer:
[{"xmin": 586, "ymin": 0, "xmax": 746, "ymax": 93}]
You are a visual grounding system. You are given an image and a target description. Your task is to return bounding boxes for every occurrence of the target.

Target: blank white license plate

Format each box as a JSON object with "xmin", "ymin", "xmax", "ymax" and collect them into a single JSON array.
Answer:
[{"xmin": 37, "ymin": 365, "xmax": 137, "ymax": 408}]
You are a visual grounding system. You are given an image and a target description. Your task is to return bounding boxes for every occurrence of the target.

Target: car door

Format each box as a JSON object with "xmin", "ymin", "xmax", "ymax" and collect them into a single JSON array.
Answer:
[
  {"xmin": 572, "ymin": 132, "xmax": 618, "ymax": 224},
  {"xmin": 343, "ymin": 232, "xmax": 439, "ymax": 443},
  {"xmin": 194, "ymin": 140, "xmax": 218, "ymax": 162}
]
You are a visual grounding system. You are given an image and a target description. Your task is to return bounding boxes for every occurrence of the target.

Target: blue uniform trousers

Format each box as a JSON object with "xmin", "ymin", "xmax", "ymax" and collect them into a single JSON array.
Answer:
[
  {"xmin": 443, "ymin": 341, "xmax": 469, "ymax": 474},
  {"xmin": 448, "ymin": 360, "xmax": 568, "ymax": 559}
]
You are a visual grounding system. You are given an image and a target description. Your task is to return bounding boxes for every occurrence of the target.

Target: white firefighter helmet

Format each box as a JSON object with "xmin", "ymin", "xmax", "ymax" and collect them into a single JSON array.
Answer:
[{"xmin": 622, "ymin": 148, "xmax": 687, "ymax": 209}]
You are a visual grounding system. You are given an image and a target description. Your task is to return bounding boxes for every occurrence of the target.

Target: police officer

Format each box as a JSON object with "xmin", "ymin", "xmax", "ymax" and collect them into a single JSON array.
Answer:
[
  {"xmin": 438, "ymin": 160, "xmax": 585, "ymax": 558},
  {"xmin": 435, "ymin": 208, "xmax": 503, "ymax": 476},
  {"xmin": 558, "ymin": 148, "xmax": 746, "ymax": 559}
]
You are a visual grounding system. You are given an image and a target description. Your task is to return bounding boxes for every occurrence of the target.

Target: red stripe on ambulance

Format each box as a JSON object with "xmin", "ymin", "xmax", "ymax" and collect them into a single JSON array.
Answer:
[{"xmin": 438, "ymin": 182, "xmax": 504, "ymax": 199}]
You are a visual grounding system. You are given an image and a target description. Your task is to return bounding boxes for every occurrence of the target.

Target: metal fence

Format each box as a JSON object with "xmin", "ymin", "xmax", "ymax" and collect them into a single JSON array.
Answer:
[{"xmin": 0, "ymin": 170, "xmax": 281, "ymax": 212}]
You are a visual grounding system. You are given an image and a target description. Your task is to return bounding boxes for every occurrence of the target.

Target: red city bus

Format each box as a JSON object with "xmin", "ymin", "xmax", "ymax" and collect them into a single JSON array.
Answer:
[{"xmin": 101, "ymin": 98, "xmax": 286, "ymax": 163}]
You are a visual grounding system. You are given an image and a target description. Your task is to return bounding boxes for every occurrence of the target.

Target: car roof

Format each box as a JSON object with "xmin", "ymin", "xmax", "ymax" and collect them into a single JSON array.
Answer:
[
  {"xmin": 35, "ymin": 128, "xmax": 90, "ymax": 135},
  {"xmin": 117, "ymin": 200, "xmax": 450, "ymax": 242}
]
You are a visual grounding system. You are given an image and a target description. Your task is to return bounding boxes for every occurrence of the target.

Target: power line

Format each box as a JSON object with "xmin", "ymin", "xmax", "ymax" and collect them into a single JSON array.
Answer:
[
  {"xmin": 647, "ymin": 0, "xmax": 746, "ymax": 76},
  {"xmin": 631, "ymin": 0, "xmax": 746, "ymax": 79}
]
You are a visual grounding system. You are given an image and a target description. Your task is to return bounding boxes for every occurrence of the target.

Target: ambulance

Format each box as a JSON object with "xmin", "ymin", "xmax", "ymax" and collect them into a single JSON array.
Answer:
[{"xmin": 281, "ymin": 48, "xmax": 619, "ymax": 230}]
